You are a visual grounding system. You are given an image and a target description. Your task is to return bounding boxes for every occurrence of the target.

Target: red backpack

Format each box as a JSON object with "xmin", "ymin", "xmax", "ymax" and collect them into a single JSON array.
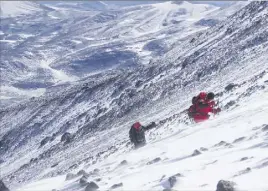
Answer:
[{"xmin": 192, "ymin": 92, "xmax": 207, "ymax": 104}]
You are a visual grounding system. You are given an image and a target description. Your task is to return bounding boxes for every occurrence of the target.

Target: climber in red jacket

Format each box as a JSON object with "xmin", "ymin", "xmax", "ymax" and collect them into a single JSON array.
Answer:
[{"xmin": 188, "ymin": 92, "xmax": 221, "ymax": 123}]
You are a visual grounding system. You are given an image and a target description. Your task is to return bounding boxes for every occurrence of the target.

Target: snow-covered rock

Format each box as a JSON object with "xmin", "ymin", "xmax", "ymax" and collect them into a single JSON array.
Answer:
[
  {"xmin": 0, "ymin": 180, "xmax": 10, "ymax": 191},
  {"xmin": 216, "ymin": 180, "xmax": 236, "ymax": 191}
]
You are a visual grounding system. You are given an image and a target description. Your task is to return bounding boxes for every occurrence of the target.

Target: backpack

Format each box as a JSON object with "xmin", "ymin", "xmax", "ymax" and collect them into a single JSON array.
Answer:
[
  {"xmin": 130, "ymin": 122, "xmax": 145, "ymax": 142},
  {"xmin": 192, "ymin": 92, "xmax": 207, "ymax": 104},
  {"xmin": 189, "ymin": 92, "xmax": 208, "ymax": 118},
  {"xmin": 188, "ymin": 105, "xmax": 196, "ymax": 118}
]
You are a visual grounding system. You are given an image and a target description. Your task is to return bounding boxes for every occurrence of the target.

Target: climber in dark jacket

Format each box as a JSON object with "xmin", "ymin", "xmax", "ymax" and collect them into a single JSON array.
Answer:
[{"xmin": 129, "ymin": 122, "xmax": 146, "ymax": 148}]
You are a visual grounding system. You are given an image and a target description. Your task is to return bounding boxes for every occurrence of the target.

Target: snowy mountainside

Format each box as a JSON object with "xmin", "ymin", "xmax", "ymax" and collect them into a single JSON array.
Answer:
[
  {"xmin": 45, "ymin": 1, "xmax": 111, "ymax": 11},
  {"xmin": 15, "ymin": 89, "xmax": 268, "ymax": 191},
  {"xmin": 0, "ymin": 1, "xmax": 51, "ymax": 18},
  {"xmin": 1, "ymin": 1, "xmax": 221, "ymax": 104},
  {"xmin": 194, "ymin": 1, "xmax": 249, "ymax": 27},
  {"xmin": 0, "ymin": 1, "xmax": 268, "ymax": 190},
  {"xmin": 210, "ymin": 1, "xmax": 250, "ymax": 19}
]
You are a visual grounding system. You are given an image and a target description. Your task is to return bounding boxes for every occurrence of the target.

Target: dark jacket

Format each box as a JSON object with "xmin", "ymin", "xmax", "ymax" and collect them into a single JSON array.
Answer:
[{"xmin": 129, "ymin": 125, "xmax": 146, "ymax": 148}]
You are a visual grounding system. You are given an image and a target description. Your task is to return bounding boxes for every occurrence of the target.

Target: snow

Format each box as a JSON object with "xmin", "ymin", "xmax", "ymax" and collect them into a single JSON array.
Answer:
[
  {"xmin": 205, "ymin": 1, "xmax": 249, "ymax": 20},
  {"xmin": 258, "ymin": 73, "xmax": 268, "ymax": 86},
  {"xmin": 0, "ymin": 1, "xmax": 43, "ymax": 18},
  {"xmin": 70, "ymin": 39, "xmax": 82, "ymax": 44},
  {"xmin": 16, "ymin": 176, "xmax": 66, "ymax": 191},
  {"xmin": 153, "ymin": 1, "xmax": 218, "ymax": 21},
  {"xmin": 0, "ymin": 86, "xmax": 46, "ymax": 99},
  {"xmin": 118, "ymin": 1, "xmax": 218, "ymax": 37},
  {"xmin": 0, "ymin": 39, "xmax": 17, "ymax": 43},
  {"xmin": 15, "ymin": 90, "xmax": 268, "ymax": 191},
  {"xmin": 18, "ymin": 33, "xmax": 35, "ymax": 38},
  {"xmin": 0, "ymin": 1, "xmax": 223, "ymax": 103},
  {"xmin": 1, "ymin": 1, "xmax": 267, "ymax": 190},
  {"xmin": 39, "ymin": 59, "xmax": 78, "ymax": 83}
]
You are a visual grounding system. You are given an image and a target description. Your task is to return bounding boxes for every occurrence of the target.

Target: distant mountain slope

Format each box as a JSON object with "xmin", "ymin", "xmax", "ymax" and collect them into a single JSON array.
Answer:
[
  {"xmin": 0, "ymin": 1, "xmax": 220, "ymax": 104},
  {"xmin": 45, "ymin": 1, "xmax": 111, "ymax": 11},
  {"xmin": 205, "ymin": 1, "xmax": 249, "ymax": 19},
  {"xmin": 0, "ymin": 1, "xmax": 50, "ymax": 18}
]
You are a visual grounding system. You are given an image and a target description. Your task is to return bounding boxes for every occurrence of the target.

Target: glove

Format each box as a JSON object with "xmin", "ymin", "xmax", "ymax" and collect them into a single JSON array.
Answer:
[
  {"xmin": 216, "ymin": 108, "xmax": 221, "ymax": 113},
  {"xmin": 207, "ymin": 101, "xmax": 216, "ymax": 108},
  {"xmin": 212, "ymin": 108, "xmax": 221, "ymax": 114}
]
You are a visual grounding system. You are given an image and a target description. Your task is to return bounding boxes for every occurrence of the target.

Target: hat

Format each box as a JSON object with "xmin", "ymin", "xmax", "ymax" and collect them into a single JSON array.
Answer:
[{"xmin": 207, "ymin": 92, "xmax": 215, "ymax": 100}]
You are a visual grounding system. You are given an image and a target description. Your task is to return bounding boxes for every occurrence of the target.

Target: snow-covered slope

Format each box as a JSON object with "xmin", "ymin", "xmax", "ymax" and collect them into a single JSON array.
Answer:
[
  {"xmin": 0, "ymin": 1, "xmax": 48, "ymax": 18},
  {"xmin": 45, "ymin": 1, "xmax": 110, "ymax": 11},
  {"xmin": 0, "ymin": 1, "xmax": 267, "ymax": 190},
  {"xmin": 205, "ymin": 1, "xmax": 249, "ymax": 20},
  {"xmin": 15, "ymin": 89, "xmax": 268, "ymax": 191},
  {"xmin": 0, "ymin": 1, "xmax": 219, "ymax": 104}
]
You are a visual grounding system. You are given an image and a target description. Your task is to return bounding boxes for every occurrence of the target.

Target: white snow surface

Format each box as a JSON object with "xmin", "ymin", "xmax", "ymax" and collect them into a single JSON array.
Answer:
[
  {"xmin": 0, "ymin": 1, "xmax": 43, "ymax": 17},
  {"xmin": 0, "ymin": 86, "xmax": 46, "ymax": 99},
  {"xmin": 39, "ymin": 59, "xmax": 78, "ymax": 83},
  {"xmin": 15, "ymin": 90, "xmax": 268, "ymax": 191}
]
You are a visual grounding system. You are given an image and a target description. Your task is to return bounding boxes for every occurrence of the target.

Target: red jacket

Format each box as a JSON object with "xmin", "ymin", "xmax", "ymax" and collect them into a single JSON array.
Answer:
[{"xmin": 188, "ymin": 99, "xmax": 220, "ymax": 123}]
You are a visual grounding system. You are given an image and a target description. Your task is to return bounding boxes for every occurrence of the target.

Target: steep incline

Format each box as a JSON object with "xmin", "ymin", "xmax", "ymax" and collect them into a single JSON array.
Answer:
[
  {"xmin": 15, "ymin": 87, "xmax": 268, "ymax": 191},
  {"xmin": 0, "ymin": 1, "xmax": 267, "ymax": 190}
]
